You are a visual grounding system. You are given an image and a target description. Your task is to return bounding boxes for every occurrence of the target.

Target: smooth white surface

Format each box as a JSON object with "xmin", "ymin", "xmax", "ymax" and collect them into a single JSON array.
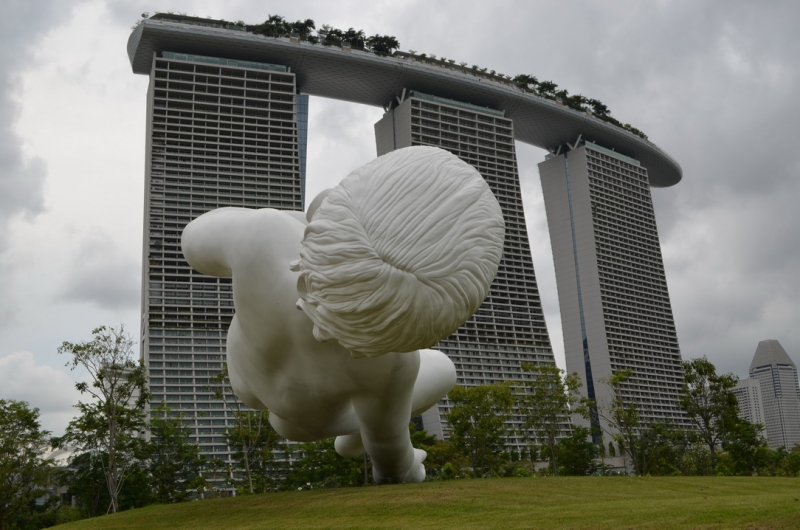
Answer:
[{"xmin": 182, "ymin": 147, "xmax": 504, "ymax": 483}]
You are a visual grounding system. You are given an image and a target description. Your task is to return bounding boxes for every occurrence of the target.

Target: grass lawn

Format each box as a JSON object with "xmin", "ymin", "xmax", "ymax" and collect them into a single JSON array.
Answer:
[{"xmin": 53, "ymin": 476, "xmax": 800, "ymax": 529}]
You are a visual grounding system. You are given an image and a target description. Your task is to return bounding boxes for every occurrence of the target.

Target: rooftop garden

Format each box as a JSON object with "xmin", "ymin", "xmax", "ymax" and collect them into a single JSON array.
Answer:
[{"xmin": 138, "ymin": 12, "xmax": 648, "ymax": 140}]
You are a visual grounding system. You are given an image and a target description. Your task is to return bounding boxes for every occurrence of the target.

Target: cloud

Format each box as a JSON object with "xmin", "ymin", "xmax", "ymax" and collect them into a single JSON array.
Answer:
[
  {"xmin": 0, "ymin": 0, "xmax": 71, "ymax": 247},
  {"xmin": 0, "ymin": 351, "xmax": 81, "ymax": 436},
  {"xmin": 58, "ymin": 231, "xmax": 140, "ymax": 310}
]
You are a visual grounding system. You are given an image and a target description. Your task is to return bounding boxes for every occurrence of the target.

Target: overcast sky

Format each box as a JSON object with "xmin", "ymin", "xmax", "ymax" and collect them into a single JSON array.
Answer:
[{"xmin": 1, "ymin": 0, "xmax": 799, "ymax": 435}]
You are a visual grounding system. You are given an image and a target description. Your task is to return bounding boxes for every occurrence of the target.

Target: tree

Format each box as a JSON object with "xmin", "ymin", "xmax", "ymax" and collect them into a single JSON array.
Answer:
[
  {"xmin": 446, "ymin": 383, "xmax": 515, "ymax": 477},
  {"xmin": 284, "ymin": 439, "xmax": 363, "ymax": 489},
  {"xmin": 317, "ymin": 24, "xmax": 345, "ymax": 46},
  {"xmin": 518, "ymin": 363, "xmax": 582, "ymax": 476},
  {"xmin": 537, "ymin": 80, "xmax": 558, "ymax": 98},
  {"xmin": 147, "ymin": 406, "xmax": 206, "ymax": 503},
  {"xmin": 366, "ymin": 34, "xmax": 400, "ymax": 56},
  {"xmin": 343, "ymin": 28, "xmax": 366, "ymax": 49},
  {"xmin": 680, "ymin": 357, "xmax": 739, "ymax": 465},
  {"xmin": 717, "ymin": 417, "xmax": 769, "ymax": 475},
  {"xmin": 597, "ymin": 369, "xmax": 646, "ymax": 475},
  {"xmin": 557, "ymin": 426, "xmax": 599, "ymax": 476},
  {"xmin": 225, "ymin": 411, "xmax": 282, "ymax": 493},
  {"xmin": 56, "ymin": 325, "xmax": 149, "ymax": 514},
  {"xmin": 209, "ymin": 367, "xmax": 282, "ymax": 494},
  {"xmin": 252, "ymin": 14, "xmax": 290, "ymax": 37},
  {"xmin": 0, "ymin": 400, "xmax": 52, "ymax": 530},
  {"xmin": 289, "ymin": 18, "xmax": 316, "ymax": 40}
]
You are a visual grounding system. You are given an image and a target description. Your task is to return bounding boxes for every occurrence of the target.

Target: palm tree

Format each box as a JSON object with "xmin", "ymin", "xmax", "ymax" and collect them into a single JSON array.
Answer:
[
  {"xmin": 344, "ymin": 28, "xmax": 366, "ymax": 49},
  {"xmin": 367, "ymin": 35, "xmax": 400, "ymax": 56},
  {"xmin": 537, "ymin": 80, "xmax": 558, "ymax": 98},
  {"xmin": 290, "ymin": 19, "xmax": 316, "ymax": 41}
]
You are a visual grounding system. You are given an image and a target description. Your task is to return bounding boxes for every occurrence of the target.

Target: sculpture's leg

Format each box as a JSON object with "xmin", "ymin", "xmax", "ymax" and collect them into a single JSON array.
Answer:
[
  {"xmin": 352, "ymin": 387, "xmax": 423, "ymax": 484},
  {"xmin": 335, "ymin": 349, "xmax": 456, "ymax": 460},
  {"xmin": 410, "ymin": 349, "xmax": 457, "ymax": 416}
]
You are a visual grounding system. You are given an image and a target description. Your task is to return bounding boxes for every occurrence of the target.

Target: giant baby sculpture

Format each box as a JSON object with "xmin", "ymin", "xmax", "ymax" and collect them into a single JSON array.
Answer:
[{"xmin": 182, "ymin": 146, "xmax": 505, "ymax": 483}]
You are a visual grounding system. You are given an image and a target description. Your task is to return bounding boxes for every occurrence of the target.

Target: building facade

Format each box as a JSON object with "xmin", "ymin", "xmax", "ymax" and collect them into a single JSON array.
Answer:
[
  {"xmin": 748, "ymin": 340, "xmax": 800, "ymax": 449},
  {"xmin": 733, "ymin": 378, "xmax": 766, "ymax": 431},
  {"xmin": 376, "ymin": 92, "xmax": 565, "ymax": 444},
  {"xmin": 138, "ymin": 50, "xmax": 307, "ymax": 459},
  {"xmin": 538, "ymin": 141, "xmax": 689, "ymax": 432}
]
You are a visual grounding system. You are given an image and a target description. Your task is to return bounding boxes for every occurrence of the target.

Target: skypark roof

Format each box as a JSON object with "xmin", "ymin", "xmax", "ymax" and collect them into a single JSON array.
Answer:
[{"xmin": 128, "ymin": 19, "xmax": 682, "ymax": 187}]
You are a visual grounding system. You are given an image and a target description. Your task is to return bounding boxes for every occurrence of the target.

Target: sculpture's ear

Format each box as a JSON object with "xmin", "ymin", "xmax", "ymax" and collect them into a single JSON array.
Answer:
[{"xmin": 306, "ymin": 188, "xmax": 332, "ymax": 222}]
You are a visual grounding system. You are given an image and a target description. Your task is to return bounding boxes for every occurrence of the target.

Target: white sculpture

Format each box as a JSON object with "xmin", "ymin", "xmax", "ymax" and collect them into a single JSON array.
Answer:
[{"xmin": 182, "ymin": 146, "xmax": 505, "ymax": 483}]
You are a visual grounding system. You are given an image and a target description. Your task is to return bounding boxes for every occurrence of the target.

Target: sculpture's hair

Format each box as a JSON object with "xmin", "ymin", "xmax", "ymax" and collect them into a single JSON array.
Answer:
[{"xmin": 294, "ymin": 146, "xmax": 505, "ymax": 358}]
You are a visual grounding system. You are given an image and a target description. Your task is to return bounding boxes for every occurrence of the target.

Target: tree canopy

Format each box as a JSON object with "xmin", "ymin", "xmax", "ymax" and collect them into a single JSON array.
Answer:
[{"xmin": 0, "ymin": 400, "xmax": 53, "ymax": 530}]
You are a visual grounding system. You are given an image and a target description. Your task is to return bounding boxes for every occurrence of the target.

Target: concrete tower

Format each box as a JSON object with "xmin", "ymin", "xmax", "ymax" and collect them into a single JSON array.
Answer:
[
  {"xmin": 538, "ymin": 141, "xmax": 689, "ymax": 432},
  {"xmin": 137, "ymin": 49, "xmax": 307, "ymax": 460},
  {"xmin": 749, "ymin": 340, "xmax": 800, "ymax": 449},
  {"xmin": 733, "ymin": 378, "xmax": 766, "ymax": 433},
  {"xmin": 376, "ymin": 92, "xmax": 564, "ymax": 444}
]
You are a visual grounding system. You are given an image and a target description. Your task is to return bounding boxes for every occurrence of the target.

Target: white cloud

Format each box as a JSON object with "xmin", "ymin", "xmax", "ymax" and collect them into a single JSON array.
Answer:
[{"xmin": 0, "ymin": 351, "xmax": 81, "ymax": 436}]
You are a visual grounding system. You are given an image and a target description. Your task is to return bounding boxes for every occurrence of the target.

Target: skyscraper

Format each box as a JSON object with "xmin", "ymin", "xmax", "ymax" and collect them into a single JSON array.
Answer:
[
  {"xmin": 748, "ymin": 340, "xmax": 800, "ymax": 449},
  {"xmin": 538, "ymin": 141, "xmax": 689, "ymax": 431},
  {"xmin": 137, "ymin": 49, "xmax": 307, "ymax": 458},
  {"xmin": 733, "ymin": 378, "xmax": 766, "ymax": 431},
  {"xmin": 376, "ymin": 92, "xmax": 563, "ymax": 443}
]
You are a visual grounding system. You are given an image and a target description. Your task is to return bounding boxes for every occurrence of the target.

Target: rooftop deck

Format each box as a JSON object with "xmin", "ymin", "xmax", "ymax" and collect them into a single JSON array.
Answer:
[{"xmin": 128, "ymin": 19, "xmax": 682, "ymax": 187}]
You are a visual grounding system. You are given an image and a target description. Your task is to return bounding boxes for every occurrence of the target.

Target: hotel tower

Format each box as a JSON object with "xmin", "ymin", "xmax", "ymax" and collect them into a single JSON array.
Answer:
[
  {"xmin": 139, "ymin": 50, "xmax": 307, "ymax": 457},
  {"xmin": 539, "ymin": 141, "xmax": 689, "ymax": 431}
]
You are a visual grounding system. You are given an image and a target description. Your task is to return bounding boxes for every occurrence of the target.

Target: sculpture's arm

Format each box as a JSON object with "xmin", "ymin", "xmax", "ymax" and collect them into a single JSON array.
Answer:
[{"xmin": 181, "ymin": 207, "xmax": 250, "ymax": 278}]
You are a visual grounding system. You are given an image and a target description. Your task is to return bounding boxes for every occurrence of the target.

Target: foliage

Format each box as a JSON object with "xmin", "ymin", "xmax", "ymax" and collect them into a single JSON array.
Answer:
[
  {"xmin": 0, "ymin": 400, "xmax": 52, "ymax": 530},
  {"xmin": 519, "ymin": 363, "xmax": 582, "ymax": 475},
  {"xmin": 59, "ymin": 452, "xmax": 152, "ymax": 518},
  {"xmin": 283, "ymin": 439, "xmax": 363, "ymax": 490},
  {"xmin": 209, "ymin": 367, "xmax": 282, "ymax": 494},
  {"xmin": 556, "ymin": 426, "xmax": 599, "ymax": 476},
  {"xmin": 56, "ymin": 325, "xmax": 149, "ymax": 514},
  {"xmin": 147, "ymin": 406, "xmax": 206, "ymax": 503},
  {"xmin": 225, "ymin": 411, "xmax": 282, "ymax": 494},
  {"xmin": 7, "ymin": 496, "xmax": 82, "ymax": 530},
  {"xmin": 409, "ymin": 422, "xmax": 438, "ymax": 449},
  {"xmin": 597, "ymin": 369, "xmax": 648, "ymax": 475},
  {"xmin": 680, "ymin": 357, "xmax": 740, "ymax": 464},
  {"xmin": 408, "ymin": 423, "xmax": 469, "ymax": 479},
  {"xmin": 717, "ymin": 417, "xmax": 769, "ymax": 475},
  {"xmin": 446, "ymin": 383, "xmax": 515, "ymax": 477},
  {"xmin": 366, "ymin": 34, "xmax": 400, "ymax": 56}
]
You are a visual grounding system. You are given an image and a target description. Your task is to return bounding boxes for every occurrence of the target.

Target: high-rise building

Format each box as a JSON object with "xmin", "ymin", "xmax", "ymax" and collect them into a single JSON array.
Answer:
[
  {"xmin": 733, "ymin": 378, "xmax": 766, "ymax": 431},
  {"xmin": 136, "ymin": 50, "xmax": 307, "ymax": 459},
  {"xmin": 376, "ymin": 92, "xmax": 563, "ymax": 443},
  {"xmin": 538, "ymin": 141, "xmax": 689, "ymax": 431},
  {"xmin": 748, "ymin": 340, "xmax": 800, "ymax": 449}
]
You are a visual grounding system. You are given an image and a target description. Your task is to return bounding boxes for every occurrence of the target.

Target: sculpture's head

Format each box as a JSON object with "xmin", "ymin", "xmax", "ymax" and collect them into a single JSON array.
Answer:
[{"xmin": 293, "ymin": 146, "xmax": 505, "ymax": 358}]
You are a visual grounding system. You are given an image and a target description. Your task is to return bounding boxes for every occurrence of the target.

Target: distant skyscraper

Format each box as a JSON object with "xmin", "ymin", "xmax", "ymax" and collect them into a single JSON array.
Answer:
[
  {"xmin": 538, "ymin": 141, "xmax": 689, "ymax": 431},
  {"xmin": 733, "ymin": 378, "xmax": 766, "ymax": 432},
  {"xmin": 748, "ymin": 340, "xmax": 800, "ymax": 449},
  {"xmin": 137, "ymin": 50, "xmax": 307, "ymax": 459},
  {"xmin": 376, "ymin": 91, "xmax": 564, "ymax": 444}
]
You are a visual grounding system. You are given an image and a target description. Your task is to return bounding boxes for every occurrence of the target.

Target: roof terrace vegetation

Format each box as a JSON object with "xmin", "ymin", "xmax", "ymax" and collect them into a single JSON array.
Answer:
[{"xmin": 137, "ymin": 12, "xmax": 648, "ymax": 140}]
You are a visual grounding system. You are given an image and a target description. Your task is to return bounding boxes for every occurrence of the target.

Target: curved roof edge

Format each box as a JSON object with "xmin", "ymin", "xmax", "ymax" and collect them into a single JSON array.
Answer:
[{"xmin": 128, "ymin": 20, "xmax": 682, "ymax": 187}]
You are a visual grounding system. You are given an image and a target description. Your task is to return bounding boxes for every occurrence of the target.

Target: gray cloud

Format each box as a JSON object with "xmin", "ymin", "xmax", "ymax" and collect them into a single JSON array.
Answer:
[
  {"xmin": 0, "ymin": 351, "xmax": 81, "ymax": 436},
  {"xmin": 58, "ymin": 232, "xmax": 140, "ymax": 310},
  {"xmin": 0, "ymin": 1, "xmax": 72, "ymax": 330},
  {"xmin": 0, "ymin": 0, "xmax": 71, "ymax": 246}
]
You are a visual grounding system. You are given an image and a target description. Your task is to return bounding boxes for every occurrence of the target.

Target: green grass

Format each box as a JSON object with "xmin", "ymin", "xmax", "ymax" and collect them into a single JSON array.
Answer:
[{"xmin": 54, "ymin": 477, "xmax": 800, "ymax": 529}]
